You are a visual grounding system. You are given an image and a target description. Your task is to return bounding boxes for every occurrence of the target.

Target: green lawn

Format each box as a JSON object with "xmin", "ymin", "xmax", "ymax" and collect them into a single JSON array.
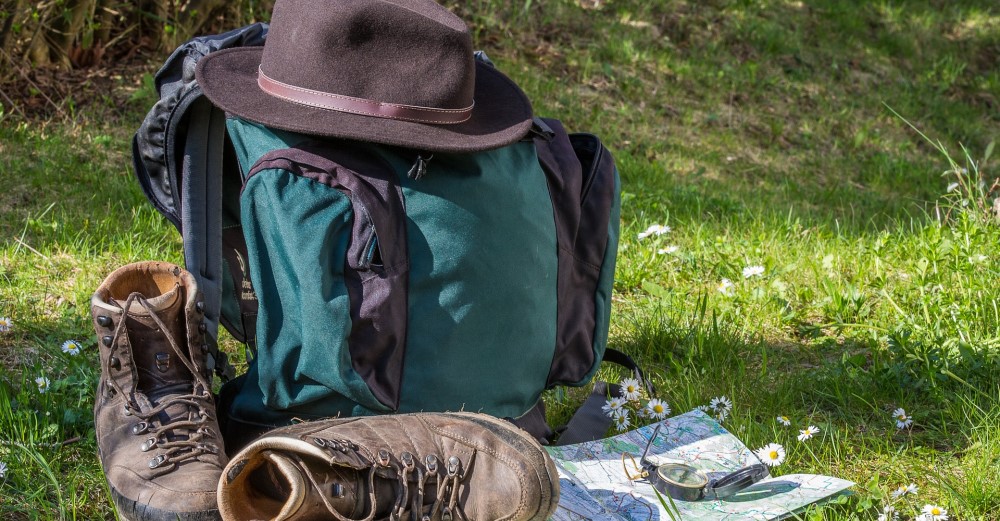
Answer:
[{"xmin": 1, "ymin": 0, "xmax": 999, "ymax": 519}]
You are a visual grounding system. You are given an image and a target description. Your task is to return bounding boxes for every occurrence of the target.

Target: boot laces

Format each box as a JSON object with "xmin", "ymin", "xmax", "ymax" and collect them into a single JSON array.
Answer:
[
  {"xmin": 105, "ymin": 292, "xmax": 221, "ymax": 469},
  {"xmin": 295, "ymin": 446, "xmax": 468, "ymax": 521}
]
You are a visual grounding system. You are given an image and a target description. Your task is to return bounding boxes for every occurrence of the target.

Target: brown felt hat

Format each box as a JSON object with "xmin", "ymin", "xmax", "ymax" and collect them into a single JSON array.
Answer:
[{"xmin": 196, "ymin": 0, "xmax": 533, "ymax": 153}]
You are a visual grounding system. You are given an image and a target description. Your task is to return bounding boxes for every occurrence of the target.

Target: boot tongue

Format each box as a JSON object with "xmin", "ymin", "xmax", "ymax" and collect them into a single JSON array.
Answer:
[
  {"xmin": 264, "ymin": 452, "xmax": 370, "ymax": 520},
  {"xmin": 119, "ymin": 283, "xmax": 197, "ymax": 394}
]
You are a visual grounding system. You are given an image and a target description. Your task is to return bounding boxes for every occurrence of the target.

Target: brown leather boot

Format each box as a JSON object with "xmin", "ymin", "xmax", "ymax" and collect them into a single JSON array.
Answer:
[
  {"xmin": 217, "ymin": 412, "xmax": 559, "ymax": 521},
  {"xmin": 92, "ymin": 261, "xmax": 228, "ymax": 520}
]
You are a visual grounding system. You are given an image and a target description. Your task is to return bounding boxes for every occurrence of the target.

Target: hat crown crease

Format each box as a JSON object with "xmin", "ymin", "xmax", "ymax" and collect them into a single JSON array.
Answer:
[{"xmin": 259, "ymin": 0, "xmax": 475, "ymax": 112}]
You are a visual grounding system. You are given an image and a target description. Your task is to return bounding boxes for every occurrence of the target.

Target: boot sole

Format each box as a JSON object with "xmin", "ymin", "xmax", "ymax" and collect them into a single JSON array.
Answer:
[{"xmin": 108, "ymin": 482, "xmax": 221, "ymax": 521}]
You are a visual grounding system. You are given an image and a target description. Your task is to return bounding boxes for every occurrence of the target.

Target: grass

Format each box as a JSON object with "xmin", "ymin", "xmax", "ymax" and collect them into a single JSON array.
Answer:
[{"xmin": 1, "ymin": 0, "xmax": 999, "ymax": 519}]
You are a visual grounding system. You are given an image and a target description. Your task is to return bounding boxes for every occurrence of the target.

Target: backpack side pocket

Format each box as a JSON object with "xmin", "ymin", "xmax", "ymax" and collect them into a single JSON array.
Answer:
[
  {"xmin": 535, "ymin": 119, "xmax": 621, "ymax": 388},
  {"xmin": 240, "ymin": 144, "xmax": 408, "ymax": 413}
]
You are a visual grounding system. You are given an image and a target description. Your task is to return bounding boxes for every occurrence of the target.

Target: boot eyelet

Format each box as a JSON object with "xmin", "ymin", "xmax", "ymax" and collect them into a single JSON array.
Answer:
[
  {"xmin": 313, "ymin": 437, "xmax": 327, "ymax": 447},
  {"xmin": 377, "ymin": 449, "xmax": 391, "ymax": 467},
  {"xmin": 447, "ymin": 456, "xmax": 460, "ymax": 476},
  {"xmin": 109, "ymin": 356, "xmax": 120, "ymax": 370},
  {"xmin": 424, "ymin": 454, "xmax": 438, "ymax": 472},
  {"xmin": 132, "ymin": 422, "xmax": 149, "ymax": 435},
  {"xmin": 199, "ymin": 322, "xmax": 207, "ymax": 333},
  {"xmin": 196, "ymin": 301, "xmax": 204, "ymax": 313},
  {"xmin": 123, "ymin": 404, "xmax": 133, "ymax": 416},
  {"xmin": 141, "ymin": 437, "xmax": 157, "ymax": 452},
  {"xmin": 442, "ymin": 507, "xmax": 453, "ymax": 521},
  {"xmin": 401, "ymin": 452, "xmax": 414, "ymax": 468},
  {"xmin": 96, "ymin": 316, "xmax": 113, "ymax": 327},
  {"xmin": 102, "ymin": 335, "xmax": 113, "ymax": 347},
  {"xmin": 148, "ymin": 455, "xmax": 167, "ymax": 469}
]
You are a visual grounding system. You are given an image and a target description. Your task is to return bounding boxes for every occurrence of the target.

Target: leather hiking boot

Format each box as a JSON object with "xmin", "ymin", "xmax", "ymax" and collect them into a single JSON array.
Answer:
[
  {"xmin": 92, "ymin": 261, "xmax": 228, "ymax": 520},
  {"xmin": 218, "ymin": 412, "xmax": 559, "ymax": 521}
]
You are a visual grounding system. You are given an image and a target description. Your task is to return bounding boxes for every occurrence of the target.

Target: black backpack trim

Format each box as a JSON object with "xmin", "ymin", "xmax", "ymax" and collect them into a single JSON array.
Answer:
[{"xmin": 132, "ymin": 22, "xmax": 269, "ymax": 381}]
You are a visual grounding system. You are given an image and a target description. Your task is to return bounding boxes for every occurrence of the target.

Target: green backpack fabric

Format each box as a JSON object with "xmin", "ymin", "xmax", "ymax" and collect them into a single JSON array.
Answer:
[
  {"xmin": 131, "ymin": 25, "xmax": 624, "ymax": 449},
  {"xmin": 217, "ymin": 116, "xmax": 621, "ymax": 448}
]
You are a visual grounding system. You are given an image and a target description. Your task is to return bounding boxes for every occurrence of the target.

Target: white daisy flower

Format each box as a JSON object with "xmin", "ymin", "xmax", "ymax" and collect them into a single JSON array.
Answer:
[
  {"xmin": 715, "ymin": 409, "xmax": 729, "ymax": 422},
  {"xmin": 742, "ymin": 265, "xmax": 765, "ymax": 278},
  {"xmin": 35, "ymin": 376, "xmax": 51, "ymax": 394},
  {"xmin": 891, "ymin": 483, "xmax": 918, "ymax": 498},
  {"xmin": 776, "ymin": 415, "xmax": 791, "ymax": 427},
  {"xmin": 635, "ymin": 406, "xmax": 650, "ymax": 420},
  {"xmin": 878, "ymin": 505, "xmax": 899, "ymax": 521},
  {"xmin": 717, "ymin": 278, "xmax": 734, "ymax": 296},
  {"xmin": 709, "ymin": 396, "xmax": 732, "ymax": 414},
  {"xmin": 613, "ymin": 410, "xmax": 632, "ymax": 432},
  {"xmin": 646, "ymin": 399, "xmax": 670, "ymax": 420},
  {"xmin": 637, "ymin": 224, "xmax": 670, "ymax": 239},
  {"xmin": 0, "ymin": 461, "xmax": 6, "ymax": 478},
  {"xmin": 921, "ymin": 504, "xmax": 947, "ymax": 521},
  {"xmin": 754, "ymin": 443, "xmax": 786, "ymax": 467},
  {"xmin": 892, "ymin": 408, "xmax": 913, "ymax": 429},
  {"xmin": 619, "ymin": 378, "xmax": 642, "ymax": 402},
  {"xmin": 602, "ymin": 397, "xmax": 627, "ymax": 418},
  {"xmin": 657, "ymin": 246, "xmax": 679, "ymax": 255},
  {"xmin": 0, "ymin": 316, "xmax": 12, "ymax": 332},
  {"xmin": 61, "ymin": 340, "xmax": 82, "ymax": 356},
  {"xmin": 797, "ymin": 425, "xmax": 820, "ymax": 441},
  {"xmin": 694, "ymin": 405, "xmax": 711, "ymax": 413}
]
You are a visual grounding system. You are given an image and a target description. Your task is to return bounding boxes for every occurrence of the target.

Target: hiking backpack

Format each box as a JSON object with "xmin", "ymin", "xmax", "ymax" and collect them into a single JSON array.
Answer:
[{"xmin": 132, "ymin": 24, "xmax": 649, "ymax": 447}]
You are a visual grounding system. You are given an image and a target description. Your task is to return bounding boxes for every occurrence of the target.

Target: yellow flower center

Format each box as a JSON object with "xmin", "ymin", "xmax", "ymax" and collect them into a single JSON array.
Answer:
[
  {"xmin": 769, "ymin": 450, "xmax": 779, "ymax": 460},
  {"xmin": 932, "ymin": 508, "xmax": 941, "ymax": 515},
  {"xmin": 653, "ymin": 405, "xmax": 663, "ymax": 413}
]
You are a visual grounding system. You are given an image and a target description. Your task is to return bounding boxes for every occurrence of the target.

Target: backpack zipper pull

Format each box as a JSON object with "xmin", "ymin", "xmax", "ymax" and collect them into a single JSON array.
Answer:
[{"xmin": 407, "ymin": 154, "xmax": 433, "ymax": 180}]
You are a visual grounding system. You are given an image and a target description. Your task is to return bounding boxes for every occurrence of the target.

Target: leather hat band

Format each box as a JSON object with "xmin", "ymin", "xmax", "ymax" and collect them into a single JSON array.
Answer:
[{"xmin": 257, "ymin": 67, "xmax": 474, "ymax": 125}]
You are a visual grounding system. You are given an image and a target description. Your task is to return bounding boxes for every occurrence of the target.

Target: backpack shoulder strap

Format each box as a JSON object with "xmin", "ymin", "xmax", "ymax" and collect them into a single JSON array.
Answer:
[{"xmin": 131, "ymin": 23, "xmax": 268, "ymax": 382}]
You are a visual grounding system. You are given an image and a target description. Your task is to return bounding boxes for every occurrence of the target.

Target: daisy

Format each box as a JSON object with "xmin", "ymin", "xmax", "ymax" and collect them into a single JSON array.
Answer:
[
  {"xmin": 742, "ymin": 265, "xmax": 765, "ymax": 278},
  {"xmin": 613, "ymin": 410, "xmax": 632, "ymax": 432},
  {"xmin": 892, "ymin": 408, "xmax": 913, "ymax": 429},
  {"xmin": 877, "ymin": 505, "xmax": 899, "ymax": 521},
  {"xmin": 891, "ymin": 483, "xmax": 918, "ymax": 498},
  {"xmin": 635, "ymin": 406, "xmax": 650, "ymax": 420},
  {"xmin": 646, "ymin": 399, "xmax": 670, "ymax": 420},
  {"xmin": 715, "ymin": 409, "xmax": 729, "ymax": 422},
  {"xmin": 797, "ymin": 425, "xmax": 820, "ymax": 441},
  {"xmin": 61, "ymin": 340, "xmax": 82, "ymax": 356},
  {"xmin": 710, "ymin": 396, "xmax": 732, "ymax": 415},
  {"xmin": 35, "ymin": 376, "xmax": 51, "ymax": 394},
  {"xmin": 0, "ymin": 316, "xmax": 11, "ymax": 332},
  {"xmin": 637, "ymin": 224, "xmax": 670, "ymax": 239},
  {"xmin": 0, "ymin": 461, "xmax": 6, "ymax": 478},
  {"xmin": 619, "ymin": 378, "xmax": 642, "ymax": 402},
  {"xmin": 776, "ymin": 415, "xmax": 791, "ymax": 427},
  {"xmin": 694, "ymin": 405, "xmax": 711, "ymax": 413},
  {"xmin": 754, "ymin": 443, "xmax": 786, "ymax": 467},
  {"xmin": 921, "ymin": 504, "xmax": 947, "ymax": 521},
  {"xmin": 602, "ymin": 397, "xmax": 627, "ymax": 418},
  {"xmin": 717, "ymin": 278, "xmax": 734, "ymax": 296},
  {"xmin": 657, "ymin": 246, "xmax": 679, "ymax": 255}
]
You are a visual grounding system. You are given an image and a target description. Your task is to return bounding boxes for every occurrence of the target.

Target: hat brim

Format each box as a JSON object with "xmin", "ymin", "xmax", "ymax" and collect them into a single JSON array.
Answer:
[{"xmin": 196, "ymin": 47, "xmax": 533, "ymax": 153}]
